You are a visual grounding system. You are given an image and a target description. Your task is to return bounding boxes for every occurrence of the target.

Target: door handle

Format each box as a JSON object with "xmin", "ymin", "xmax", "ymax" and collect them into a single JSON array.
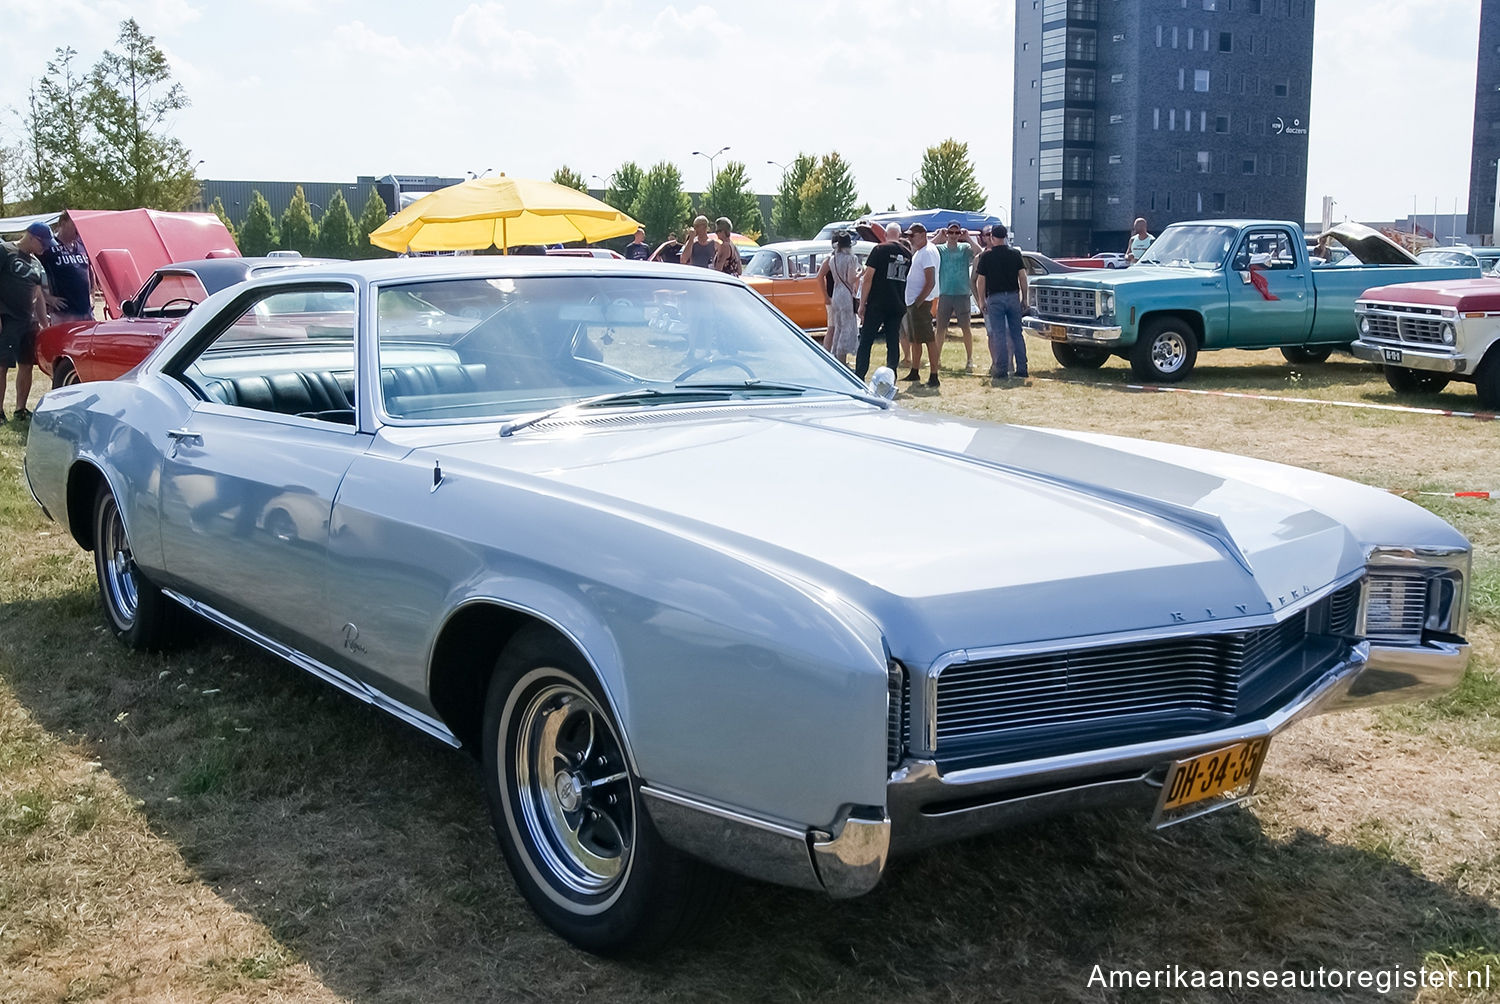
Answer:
[{"xmin": 166, "ymin": 428, "xmax": 203, "ymax": 446}]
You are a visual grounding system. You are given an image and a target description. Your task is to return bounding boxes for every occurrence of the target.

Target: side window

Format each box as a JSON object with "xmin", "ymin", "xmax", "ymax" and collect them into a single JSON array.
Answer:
[
  {"xmin": 1238, "ymin": 230, "xmax": 1295, "ymax": 270},
  {"xmin": 140, "ymin": 272, "xmax": 210, "ymax": 317},
  {"xmin": 175, "ymin": 285, "xmax": 359, "ymax": 424}
]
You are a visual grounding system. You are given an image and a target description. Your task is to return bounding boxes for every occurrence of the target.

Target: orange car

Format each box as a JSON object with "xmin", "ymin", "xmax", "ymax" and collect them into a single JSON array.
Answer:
[{"xmin": 742, "ymin": 240, "xmax": 876, "ymax": 329}]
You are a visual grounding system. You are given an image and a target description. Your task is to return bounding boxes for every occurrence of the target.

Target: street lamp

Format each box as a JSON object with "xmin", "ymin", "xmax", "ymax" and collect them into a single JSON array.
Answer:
[
  {"xmin": 692, "ymin": 146, "xmax": 730, "ymax": 185},
  {"xmin": 468, "ymin": 168, "xmax": 492, "ymax": 179},
  {"xmin": 767, "ymin": 159, "xmax": 790, "ymax": 177},
  {"xmin": 896, "ymin": 176, "xmax": 916, "ymax": 207}
]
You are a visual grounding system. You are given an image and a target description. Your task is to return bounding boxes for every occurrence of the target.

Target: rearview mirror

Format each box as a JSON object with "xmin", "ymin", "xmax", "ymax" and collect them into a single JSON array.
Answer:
[{"xmin": 1232, "ymin": 252, "xmax": 1250, "ymax": 272}]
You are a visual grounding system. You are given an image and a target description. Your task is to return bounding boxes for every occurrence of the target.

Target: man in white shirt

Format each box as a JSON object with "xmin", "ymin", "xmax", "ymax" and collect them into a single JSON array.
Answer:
[
  {"xmin": 904, "ymin": 223, "xmax": 942, "ymax": 388},
  {"xmin": 1125, "ymin": 217, "xmax": 1155, "ymax": 264}
]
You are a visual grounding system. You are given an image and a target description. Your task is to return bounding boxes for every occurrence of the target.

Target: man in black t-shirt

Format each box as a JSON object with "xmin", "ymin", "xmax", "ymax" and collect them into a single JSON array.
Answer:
[
  {"xmin": 40, "ymin": 214, "xmax": 94, "ymax": 320},
  {"xmin": 854, "ymin": 223, "xmax": 911, "ymax": 378},
  {"xmin": 1, "ymin": 227, "xmax": 48, "ymax": 422},
  {"xmin": 624, "ymin": 228, "xmax": 652, "ymax": 261},
  {"xmin": 973, "ymin": 225, "xmax": 1029, "ymax": 382}
]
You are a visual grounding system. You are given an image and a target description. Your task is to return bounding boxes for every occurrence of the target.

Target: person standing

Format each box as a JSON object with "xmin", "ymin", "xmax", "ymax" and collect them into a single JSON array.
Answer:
[
  {"xmin": 855, "ymin": 223, "xmax": 911, "ymax": 379},
  {"xmin": 39, "ymin": 214, "xmax": 94, "ymax": 321},
  {"xmin": 815, "ymin": 230, "xmax": 860, "ymax": 366},
  {"xmin": 680, "ymin": 215, "xmax": 717, "ymax": 268},
  {"xmin": 0, "ymin": 225, "xmax": 50, "ymax": 422},
  {"xmin": 711, "ymin": 217, "xmax": 741, "ymax": 276},
  {"xmin": 1125, "ymin": 217, "xmax": 1155, "ymax": 264},
  {"xmin": 973, "ymin": 224, "xmax": 1029, "ymax": 384},
  {"xmin": 934, "ymin": 222, "xmax": 981, "ymax": 374},
  {"xmin": 903, "ymin": 224, "xmax": 941, "ymax": 388},
  {"xmin": 624, "ymin": 227, "xmax": 652, "ymax": 261}
]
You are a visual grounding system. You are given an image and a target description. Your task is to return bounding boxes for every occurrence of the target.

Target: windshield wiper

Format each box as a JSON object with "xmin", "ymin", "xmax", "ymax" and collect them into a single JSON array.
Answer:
[
  {"xmin": 676, "ymin": 379, "xmax": 894, "ymax": 410},
  {"xmin": 499, "ymin": 387, "xmax": 733, "ymax": 437}
]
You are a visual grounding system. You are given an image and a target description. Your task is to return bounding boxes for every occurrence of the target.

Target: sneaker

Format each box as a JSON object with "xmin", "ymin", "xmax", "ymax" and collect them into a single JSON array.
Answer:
[
  {"xmin": 927, "ymin": 374, "xmax": 941, "ymax": 389},
  {"xmin": 904, "ymin": 369, "xmax": 921, "ymax": 382},
  {"xmin": 964, "ymin": 362, "xmax": 974, "ymax": 374},
  {"xmin": 13, "ymin": 408, "xmax": 30, "ymax": 422}
]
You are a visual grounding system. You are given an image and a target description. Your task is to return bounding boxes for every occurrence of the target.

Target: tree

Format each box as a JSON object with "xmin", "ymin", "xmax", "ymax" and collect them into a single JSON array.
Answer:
[
  {"xmin": 551, "ymin": 165, "xmax": 588, "ymax": 193},
  {"xmin": 28, "ymin": 47, "xmax": 89, "ymax": 208},
  {"xmin": 355, "ymin": 187, "xmax": 392, "ymax": 258},
  {"xmin": 208, "ymin": 195, "xmax": 237, "ymax": 245},
  {"xmin": 911, "ymin": 138, "xmax": 986, "ymax": 212},
  {"xmin": 279, "ymin": 185, "xmax": 319, "ymax": 255},
  {"xmin": 239, "ymin": 190, "xmax": 279, "ymax": 256},
  {"xmin": 771, "ymin": 153, "xmax": 816, "ymax": 240},
  {"xmin": 0, "ymin": 141, "xmax": 24, "ymax": 215},
  {"xmin": 699, "ymin": 160, "xmax": 762, "ymax": 240},
  {"xmin": 798, "ymin": 153, "xmax": 861, "ymax": 237},
  {"xmin": 317, "ymin": 190, "xmax": 358, "ymax": 259},
  {"xmin": 82, "ymin": 19, "xmax": 199, "ymax": 210},
  {"xmin": 605, "ymin": 161, "xmax": 644, "ymax": 216},
  {"xmin": 630, "ymin": 161, "xmax": 692, "ymax": 246}
]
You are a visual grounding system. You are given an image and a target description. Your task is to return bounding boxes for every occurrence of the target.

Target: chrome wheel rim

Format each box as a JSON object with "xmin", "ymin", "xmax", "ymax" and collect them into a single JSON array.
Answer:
[
  {"xmin": 514, "ymin": 680, "xmax": 633, "ymax": 896},
  {"xmin": 99, "ymin": 497, "xmax": 138, "ymax": 625},
  {"xmin": 61, "ymin": 367, "xmax": 80, "ymax": 386},
  {"xmin": 1151, "ymin": 331, "xmax": 1188, "ymax": 373}
]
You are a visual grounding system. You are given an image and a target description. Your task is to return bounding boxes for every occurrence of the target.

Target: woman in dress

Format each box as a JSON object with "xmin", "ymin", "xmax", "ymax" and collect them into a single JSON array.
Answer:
[
  {"xmin": 815, "ymin": 230, "xmax": 860, "ymax": 367},
  {"xmin": 712, "ymin": 217, "xmax": 742, "ymax": 276}
]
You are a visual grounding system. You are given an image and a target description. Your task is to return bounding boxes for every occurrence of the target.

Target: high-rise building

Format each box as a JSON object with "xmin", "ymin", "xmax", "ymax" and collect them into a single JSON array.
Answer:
[
  {"xmin": 1467, "ymin": 0, "xmax": 1500, "ymax": 240},
  {"xmin": 1012, "ymin": 0, "xmax": 1315, "ymax": 258}
]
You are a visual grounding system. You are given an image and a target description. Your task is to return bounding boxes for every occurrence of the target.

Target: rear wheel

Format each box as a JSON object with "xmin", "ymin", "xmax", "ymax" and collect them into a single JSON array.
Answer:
[
  {"xmin": 92, "ymin": 484, "xmax": 181, "ymax": 650},
  {"xmin": 1475, "ymin": 353, "xmax": 1500, "ymax": 410},
  {"xmin": 481, "ymin": 627, "xmax": 727, "ymax": 955},
  {"xmin": 1383, "ymin": 365, "xmax": 1450, "ymax": 395},
  {"xmin": 1280, "ymin": 345, "xmax": 1334, "ymax": 365},
  {"xmin": 1051, "ymin": 343, "xmax": 1111, "ymax": 370},
  {"xmin": 1130, "ymin": 318, "xmax": 1198, "ymax": 383},
  {"xmin": 52, "ymin": 360, "xmax": 80, "ymax": 389}
]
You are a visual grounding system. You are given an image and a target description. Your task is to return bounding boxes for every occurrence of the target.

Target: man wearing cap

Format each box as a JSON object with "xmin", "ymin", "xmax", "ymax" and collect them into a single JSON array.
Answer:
[
  {"xmin": 972, "ymin": 224, "xmax": 1029, "ymax": 384},
  {"xmin": 935, "ymin": 222, "xmax": 982, "ymax": 374},
  {"xmin": 0, "ymin": 224, "xmax": 50, "ymax": 422},
  {"xmin": 39, "ymin": 214, "xmax": 95, "ymax": 322},
  {"xmin": 624, "ymin": 227, "xmax": 652, "ymax": 261}
]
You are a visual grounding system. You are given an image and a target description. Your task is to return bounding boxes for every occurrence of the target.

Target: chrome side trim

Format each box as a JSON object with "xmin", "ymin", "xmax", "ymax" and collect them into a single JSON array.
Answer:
[
  {"xmin": 810, "ymin": 813, "xmax": 891, "ymax": 898},
  {"xmin": 162, "ymin": 588, "xmax": 462, "ymax": 749},
  {"xmin": 639, "ymin": 787, "xmax": 823, "ymax": 892}
]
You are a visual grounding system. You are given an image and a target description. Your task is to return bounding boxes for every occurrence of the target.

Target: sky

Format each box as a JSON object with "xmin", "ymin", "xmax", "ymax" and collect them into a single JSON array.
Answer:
[{"xmin": 0, "ymin": 0, "xmax": 1483, "ymax": 227}]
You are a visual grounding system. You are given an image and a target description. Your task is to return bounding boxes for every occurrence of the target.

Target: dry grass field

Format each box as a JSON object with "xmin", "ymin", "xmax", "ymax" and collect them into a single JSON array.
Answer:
[{"xmin": 0, "ymin": 339, "xmax": 1496, "ymax": 1002}]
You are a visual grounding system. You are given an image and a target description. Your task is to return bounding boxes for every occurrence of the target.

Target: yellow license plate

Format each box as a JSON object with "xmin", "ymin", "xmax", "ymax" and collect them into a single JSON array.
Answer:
[
  {"xmin": 1154, "ymin": 738, "xmax": 1268, "ymax": 825},
  {"xmin": 1048, "ymin": 323, "xmax": 1068, "ymax": 339}
]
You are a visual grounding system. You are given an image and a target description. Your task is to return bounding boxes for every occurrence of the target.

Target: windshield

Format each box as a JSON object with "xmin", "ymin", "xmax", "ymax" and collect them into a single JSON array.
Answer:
[
  {"xmin": 1417, "ymin": 250, "xmax": 1479, "ymax": 268},
  {"xmin": 743, "ymin": 249, "xmax": 785, "ymax": 277},
  {"xmin": 1136, "ymin": 225, "xmax": 1236, "ymax": 270},
  {"xmin": 374, "ymin": 274, "xmax": 860, "ymax": 422}
]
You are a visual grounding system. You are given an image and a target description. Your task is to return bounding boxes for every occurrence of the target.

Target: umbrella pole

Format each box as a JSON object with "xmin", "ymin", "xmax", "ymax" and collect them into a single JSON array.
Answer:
[{"xmin": 501, "ymin": 218, "xmax": 507, "ymax": 255}]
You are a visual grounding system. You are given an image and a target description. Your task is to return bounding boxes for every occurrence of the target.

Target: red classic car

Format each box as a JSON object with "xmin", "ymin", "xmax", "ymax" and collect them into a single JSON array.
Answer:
[{"xmin": 37, "ymin": 256, "xmax": 332, "ymax": 385}]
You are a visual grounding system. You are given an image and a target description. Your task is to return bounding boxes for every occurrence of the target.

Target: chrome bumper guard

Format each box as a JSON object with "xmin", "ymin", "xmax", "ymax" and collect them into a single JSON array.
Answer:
[
  {"xmin": 642, "ymin": 638, "xmax": 1467, "ymax": 896},
  {"xmin": 1350, "ymin": 339, "xmax": 1467, "ymax": 374},
  {"xmin": 1022, "ymin": 315, "xmax": 1123, "ymax": 344}
]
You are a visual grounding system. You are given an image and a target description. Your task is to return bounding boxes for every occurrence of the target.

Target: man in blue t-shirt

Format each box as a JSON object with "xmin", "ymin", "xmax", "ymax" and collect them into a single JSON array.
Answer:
[{"xmin": 39, "ymin": 215, "xmax": 94, "ymax": 321}]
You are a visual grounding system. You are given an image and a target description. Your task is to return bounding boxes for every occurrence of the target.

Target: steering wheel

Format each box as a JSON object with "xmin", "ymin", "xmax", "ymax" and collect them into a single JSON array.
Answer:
[
  {"xmin": 159, "ymin": 297, "xmax": 199, "ymax": 312},
  {"xmin": 674, "ymin": 357, "xmax": 757, "ymax": 382}
]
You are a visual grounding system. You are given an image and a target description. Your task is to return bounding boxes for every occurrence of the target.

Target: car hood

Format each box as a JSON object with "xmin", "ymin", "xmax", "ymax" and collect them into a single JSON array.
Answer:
[
  {"xmin": 1359, "ymin": 276, "xmax": 1500, "ymax": 312},
  {"xmin": 398, "ymin": 405, "xmax": 1456, "ymax": 656},
  {"xmin": 1030, "ymin": 265, "xmax": 1209, "ymax": 292}
]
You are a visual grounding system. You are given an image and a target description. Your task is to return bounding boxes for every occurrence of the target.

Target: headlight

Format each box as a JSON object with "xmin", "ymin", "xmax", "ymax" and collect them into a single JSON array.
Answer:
[
  {"xmin": 1441, "ymin": 322, "xmax": 1456, "ymax": 345},
  {"xmin": 1360, "ymin": 548, "xmax": 1470, "ymax": 643},
  {"xmin": 1100, "ymin": 291, "xmax": 1115, "ymax": 317},
  {"xmin": 1359, "ymin": 316, "xmax": 1371, "ymax": 336}
]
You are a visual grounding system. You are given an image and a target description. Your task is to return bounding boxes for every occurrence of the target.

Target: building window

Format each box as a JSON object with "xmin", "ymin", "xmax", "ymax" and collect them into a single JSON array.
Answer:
[
  {"xmin": 1111, "ymin": 73, "xmax": 1124, "ymax": 83},
  {"xmin": 1175, "ymin": 150, "xmax": 1182, "ymax": 171},
  {"xmin": 1203, "ymin": 0, "xmax": 1218, "ymax": 9},
  {"xmin": 1113, "ymin": 33, "xmax": 1125, "ymax": 42},
  {"xmin": 1157, "ymin": 25, "xmax": 1163, "ymax": 46},
  {"xmin": 1194, "ymin": 70, "xmax": 1210, "ymax": 92},
  {"xmin": 1178, "ymin": 68, "xmax": 1185, "ymax": 90},
  {"xmin": 1242, "ymin": 155, "xmax": 1257, "ymax": 174},
  {"xmin": 1169, "ymin": 108, "xmax": 1177, "ymax": 130},
  {"xmin": 1187, "ymin": 27, "xmax": 1194, "ymax": 50},
  {"xmin": 1273, "ymin": 81, "xmax": 1289, "ymax": 97},
  {"xmin": 1212, "ymin": 192, "xmax": 1226, "ymax": 211},
  {"xmin": 1109, "ymin": 113, "xmax": 1123, "ymax": 124},
  {"xmin": 1219, "ymin": 31, "xmax": 1232, "ymax": 51},
  {"xmin": 1023, "ymin": 42, "xmax": 1030, "ymax": 50},
  {"xmin": 1200, "ymin": 110, "xmax": 1207, "ymax": 132},
  {"xmin": 1107, "ymin": 196, "xmax": 1121, "ymax": 205},
  {"xmin": 1108, "ymin": 153, "xmax": 1123, "ymax": 164},
  {"xmin": 1032, "ymin": 79, "xmax": 1038, "ymax": 88},
  {"xmin": 1171, "ymin": 26, "xmax": 1178, "ymax": 47},
  {"xmin": 1197, "ymin": 151, "xmax": 1211, "ymax": 173},
  {"xmin": 1249, "ymin": 0, "xmax": 1262, "ymax": 11},
  {"xmin": 1153, "ymin": 107, "xmax": 1161, "ymax": 129},
  {"xmin": 1150, "ymin": 192, "xmax": 1156, "ymax": 211},
  {"xmin": 1166, "ymin": 193, "xmax": 1173, "ymax": 211},
  {"xmin": 1215, "ymin": 114, "xmax": 1230, "ymax": 133}
]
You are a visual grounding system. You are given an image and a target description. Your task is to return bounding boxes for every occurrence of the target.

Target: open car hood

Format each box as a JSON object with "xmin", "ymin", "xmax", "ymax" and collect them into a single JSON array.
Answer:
[
  {"xmin": 68, "ymin": 209, "xmax": 240, "ymax": 318},
  {"xmin": 1318, "ymin": 222, "xmax": 1419, "ymax": 265}
]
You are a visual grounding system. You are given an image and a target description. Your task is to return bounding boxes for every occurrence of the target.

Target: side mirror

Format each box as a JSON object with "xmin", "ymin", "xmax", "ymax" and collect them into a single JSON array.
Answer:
[
  {"xmin": 868, "ymin": 366, "xmax": 898, "ymax": 401},
  {"xmin": 120, "ymin": 299, "xmax": 138, "ymax": 317}
]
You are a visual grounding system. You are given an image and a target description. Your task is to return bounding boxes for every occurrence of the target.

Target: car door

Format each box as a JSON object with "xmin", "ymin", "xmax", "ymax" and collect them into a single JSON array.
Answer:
[
  {"xmin": 86, "ymin": 270, "xmax": 210, "ymax": 380},
  {"xmin": 1226, "ymin": 227, "xmax": 1314, "ymax": 347},
  {"xmin": 156, "ymin": 282, "xmax": 366, "ymax": 662},
  {"xmin": 778, "ymin": 250, "xmax": 830, "ymax": 328}
]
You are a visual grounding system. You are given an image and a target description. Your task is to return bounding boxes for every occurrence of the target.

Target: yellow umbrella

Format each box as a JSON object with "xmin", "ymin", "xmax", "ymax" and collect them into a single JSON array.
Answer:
[{"xmin": 369, "ymin": 175, "xmax": 640, "ymax": 253}]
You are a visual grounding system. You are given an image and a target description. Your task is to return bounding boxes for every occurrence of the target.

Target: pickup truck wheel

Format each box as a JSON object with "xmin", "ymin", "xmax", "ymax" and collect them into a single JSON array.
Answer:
[
  {"xmin": 1280, "ymin": 346, "xmax": 1334, "ymax": 365},
  {"xmin": 1383, "ymin": 366, "xmax": 1450, "ymax": 395},
  {"xmin": 1130, "ymin": 319, "xmax": 1197, "ymax": 383},
  {"xmin": 1052, "ymin": 343, "xmax": 1111, "ymax": 370},
  {"xmin": 92, "ymin": 484, "xmax": 181, "ymax": 650},
  {"xmin": 482, "ymin": 627, "xmax": 728, "ymax": 956},
  {"xmin": 1474, "ymin": 354, "xmax": 1500, "ymax": 410}
]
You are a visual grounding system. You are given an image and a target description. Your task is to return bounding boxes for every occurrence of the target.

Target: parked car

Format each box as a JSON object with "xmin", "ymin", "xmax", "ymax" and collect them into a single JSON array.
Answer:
[
  {"xmin": 24, "ymin": 257, "xmax": 1472, "ymax": 955},
  {"xmin": 1055, "ymin": 253, "xmax": 1127, "ymax": 269},
  {"xmin": 742, "ymin": 239, "xmax": 876, "ymax": 328},
  {"xmin": 1351, "ymin": 276, "xmax": 1500, "ymax": 407},
  {"xmin": 1022, "ymin": 221, "xmax": 1481, "ymax": 381},
  {"xmin": 546, "ymin": 248, "xmax": 625, "ymax": 259},
  {"xmin": 1415, "ymin": 247, "xmax": 1500, "ymax": 274},
  {"xmin": 36, "ymin": 256, "xmax": 335, "ymax": 386}
]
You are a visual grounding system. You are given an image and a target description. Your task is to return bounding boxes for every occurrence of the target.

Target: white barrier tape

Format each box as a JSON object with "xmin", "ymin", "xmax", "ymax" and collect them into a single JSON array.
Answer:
[{"xmin": 1386, "ymin": 490, "xmax": 1493, "ymax": 500}]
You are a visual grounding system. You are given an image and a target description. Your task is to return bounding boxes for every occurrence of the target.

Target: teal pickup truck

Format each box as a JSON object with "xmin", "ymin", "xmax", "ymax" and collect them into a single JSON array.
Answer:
[{"xmin": 1021, "ymin": 221, "xmax": 1481, "ymax": 382}]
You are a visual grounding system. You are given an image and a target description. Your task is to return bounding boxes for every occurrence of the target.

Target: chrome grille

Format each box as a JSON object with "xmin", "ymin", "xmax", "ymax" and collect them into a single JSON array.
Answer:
[
  {"xmin": 1364, "ymin": 572, "xmax": 1427, "ymax": 643},
  {"xmin": 1034, "ymin": 285, "xmax": 1100, "ymax": 321},
  {"xmin": 1358, "ymin": 304, "xmax": 1449, "ymax": 345},
  {"xmin": 887, "ymin": 662, "xmax": 909, "ymax": 769},
  {"xmin": 1328, "ymin": 580, "xmax": 1361, "ymax": 635}
]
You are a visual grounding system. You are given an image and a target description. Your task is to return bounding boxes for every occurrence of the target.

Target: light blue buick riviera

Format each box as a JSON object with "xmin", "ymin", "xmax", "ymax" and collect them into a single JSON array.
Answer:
[{"xmin": 24, "ymin": 258, "xmax": 1471, "ymax": 954}]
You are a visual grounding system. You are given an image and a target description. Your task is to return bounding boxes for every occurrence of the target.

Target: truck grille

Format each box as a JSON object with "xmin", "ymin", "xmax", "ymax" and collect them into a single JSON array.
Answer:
[
  {"xmin": 931, "ymin": 584, "xmax": 1362, "ymax": 749},
  {"xmin": 1358, "ymin": 304, "xmax": 1449, "ymax": 345},
  {"xmin": 1034, "ymin": 286, "xmax": 1100, "ymax": 321}
]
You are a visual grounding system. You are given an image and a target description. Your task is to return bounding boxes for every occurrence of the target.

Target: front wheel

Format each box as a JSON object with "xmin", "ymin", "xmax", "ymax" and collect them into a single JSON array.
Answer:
[
  {"xmin": 1476, "ymin": 353, "xmax": 1500, "ymax": 410},
  {"xmin": 482, "ymin": 627, "xmax": 727, "ymax": 955},
  {"xmin": 1383, "ymin": 365, "xmax": 1450, "ymax": 395},
  {"xmin": 1130, "ymin": 319, "xmax": 1198, "ymax": 383},
  {"xmin": 92, "ymin": 484, "xmax": 181, "ymax": 650},
  {"xmin": 1051, "ymin": 343, "xmax": 1111, "ymax": 370},
  {"xmin": 52, "ymin": 360, "xmax": 80, "ymax": 389},
  {"xmin": 1280, "ymin": 345, "xmax": 1334, "ymax": 365}
]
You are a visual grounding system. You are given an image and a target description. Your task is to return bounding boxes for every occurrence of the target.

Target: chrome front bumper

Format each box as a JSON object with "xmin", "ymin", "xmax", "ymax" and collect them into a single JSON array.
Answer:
[
  {"xmin": 642, "ymin": 638, "xmax": 1468, "ymax": 897},
  {"xmin": 1022, "ymin": 315, "xmax": 1124, "ymax": 344},
  {"xmin": 1350, "ymin": 339, "xmax": 1468, "ymax": 375}
]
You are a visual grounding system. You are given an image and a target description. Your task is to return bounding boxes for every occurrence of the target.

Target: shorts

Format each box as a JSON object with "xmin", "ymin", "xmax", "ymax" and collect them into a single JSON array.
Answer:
[
  {"xmin": 935, "ymin": 294, "xmax": 969, "ymax": 324},
  {"xmin": 905, "ymin": 300, "xmax": 935, "ymax": 344},
  {"xmin": 0, "ymin": 315, "xmax": 36, "ymax": 368}
]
